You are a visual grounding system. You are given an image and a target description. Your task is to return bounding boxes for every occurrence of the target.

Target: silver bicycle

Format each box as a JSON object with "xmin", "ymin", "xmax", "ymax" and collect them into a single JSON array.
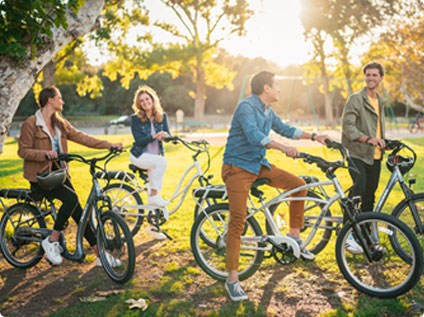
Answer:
[{"xmin": 190, "ymin": 141, "xmax": 423, "ymax": 298}]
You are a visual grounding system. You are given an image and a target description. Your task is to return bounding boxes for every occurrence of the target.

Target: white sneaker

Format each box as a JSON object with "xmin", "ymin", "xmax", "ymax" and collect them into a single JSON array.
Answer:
[
  {"xmin": 149, "ymin": 195, "xmax": 169, "ymax": 207},
  {"xmin": 145, "ymin": 225, "xmax": 167, "ymax": 240},
  {"xmin": 345, "ymin": 233, "xmax": 364, "ymax": 255},
  {"xmin": 42, "ymin": 236, "xmax": 63, "ymax": 265},
  {"xmin": 96, "ymin": 252, "xmax": 122, "ymax": 268}
]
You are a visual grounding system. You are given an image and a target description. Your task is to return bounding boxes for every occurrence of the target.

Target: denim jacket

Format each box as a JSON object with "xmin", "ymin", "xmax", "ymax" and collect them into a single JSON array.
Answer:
[
  {"xmin": 223, "ymin": 94, "xmax": 303, "ymax": 175},
  {"xmin": 130, "ymin": 113, "xmax": 171, "ymax": 158}
]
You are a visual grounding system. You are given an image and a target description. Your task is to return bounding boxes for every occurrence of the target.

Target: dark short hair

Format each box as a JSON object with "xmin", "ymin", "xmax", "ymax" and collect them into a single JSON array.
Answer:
[
  {"xmin": 363, "ymin": 62, "xmax": 384, "ymax": 77},
  {"xmin": 38, "ymin": 86, "xmax": 59, "ymax": 108},
  {"xmin": 251, "ymin": 71, "xmax": 275, "ymax": 95}
]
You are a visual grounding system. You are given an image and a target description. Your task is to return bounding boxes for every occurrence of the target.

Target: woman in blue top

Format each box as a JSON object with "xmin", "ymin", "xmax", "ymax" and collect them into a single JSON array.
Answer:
[{"xmin": 130, "ymin": 86, "xmax": 171, "ymax": 239}]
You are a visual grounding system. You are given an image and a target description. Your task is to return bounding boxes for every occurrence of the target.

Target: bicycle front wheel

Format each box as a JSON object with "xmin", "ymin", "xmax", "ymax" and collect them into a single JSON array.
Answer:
[
  {"xmin": 101, "ymin": 183, "xmax": 145, "ymax": 236},
  {"xmin": 336, "ymin": 212, "xmax": 423, "ymax": 298},
  {"xmin": 391, "ymin": 193, "xmax": 424, "ymax": 261},
  {"xmin": 0, "ymin": 203, "xmax": 46, "ymax": 268},
  {"xmin": 191, "ymin": 203, "xmax": 264, "ymax": 281},
  {"xmin": 97, "ymin": 211, "xmax": 135, "ymax": 284}
]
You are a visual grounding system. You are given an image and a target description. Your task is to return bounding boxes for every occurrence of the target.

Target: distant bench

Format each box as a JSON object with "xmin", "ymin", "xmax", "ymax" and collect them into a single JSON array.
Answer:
[{"xmin": 183, "ymin": 120, "xmax": 207, "ymax": 130}]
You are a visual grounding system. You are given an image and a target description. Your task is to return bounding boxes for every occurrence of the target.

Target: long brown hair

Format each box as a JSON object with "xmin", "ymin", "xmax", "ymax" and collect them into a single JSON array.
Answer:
[
  {"xmin": 131, "ymin": 85, "xmax": 164, "ymax": 123},
  {"xmin": 38, "ymin": 86, "xmax": 65, "ymax": 127}
]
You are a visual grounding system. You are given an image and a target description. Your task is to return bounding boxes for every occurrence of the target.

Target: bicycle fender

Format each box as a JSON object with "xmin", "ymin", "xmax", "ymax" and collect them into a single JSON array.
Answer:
[{"xmin": 268, "ymin": 236, "xmax": 301, "ymax": 258}]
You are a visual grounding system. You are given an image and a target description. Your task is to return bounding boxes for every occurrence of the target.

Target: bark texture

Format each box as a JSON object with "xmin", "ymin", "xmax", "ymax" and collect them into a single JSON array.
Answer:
[{"xmin": 0, "ymin": 0, "xmax": 105, "ymax": 154}]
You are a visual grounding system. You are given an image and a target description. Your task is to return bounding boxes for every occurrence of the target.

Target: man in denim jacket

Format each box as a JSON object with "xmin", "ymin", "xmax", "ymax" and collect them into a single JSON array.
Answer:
[{"xmin": 222, "ymin": 71, "xmax": 330, "ymax": 301}]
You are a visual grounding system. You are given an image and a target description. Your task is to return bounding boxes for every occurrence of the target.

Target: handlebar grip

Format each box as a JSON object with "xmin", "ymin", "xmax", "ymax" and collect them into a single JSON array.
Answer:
[{"xmin": 164, "ymin": 136, "xmax": 179, "ymax": 142}]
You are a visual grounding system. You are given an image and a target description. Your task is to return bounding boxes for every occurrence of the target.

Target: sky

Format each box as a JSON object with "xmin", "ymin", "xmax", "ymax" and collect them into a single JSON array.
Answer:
[{"xmin": 87, "ymin": 0, "xmax": 315, "ymax": 68}]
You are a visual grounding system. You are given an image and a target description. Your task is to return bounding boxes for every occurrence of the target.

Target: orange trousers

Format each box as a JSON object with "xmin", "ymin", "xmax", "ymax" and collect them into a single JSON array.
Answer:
[{"xmin": 221, "ymin": 163, "xmax": 306, "ymax": 270}]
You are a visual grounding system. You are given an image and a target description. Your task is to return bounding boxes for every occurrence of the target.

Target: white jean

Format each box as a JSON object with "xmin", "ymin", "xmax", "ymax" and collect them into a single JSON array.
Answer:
[{"xmin": 129, "ymin": 153, "xmax": 167, "ymax": 191}]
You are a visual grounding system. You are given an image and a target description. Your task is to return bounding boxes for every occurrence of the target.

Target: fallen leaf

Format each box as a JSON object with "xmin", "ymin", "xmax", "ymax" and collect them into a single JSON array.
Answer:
[
  {"xmin": 96, "ymin": 290, "xmax": 125, "ymax": 297},
  {"xmin": 80, "ymin": 295, "xmax": 107, "ymax": 303},
  {"xmin": 125, "ymin": 298, "xmax": 149, "ymax": 310}
]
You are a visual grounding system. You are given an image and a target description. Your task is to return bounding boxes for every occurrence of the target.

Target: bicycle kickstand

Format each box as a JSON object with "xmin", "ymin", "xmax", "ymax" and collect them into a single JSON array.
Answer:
[{"xmin": 154, "ymin": 225, "xmax": 173, "ymax": 241}]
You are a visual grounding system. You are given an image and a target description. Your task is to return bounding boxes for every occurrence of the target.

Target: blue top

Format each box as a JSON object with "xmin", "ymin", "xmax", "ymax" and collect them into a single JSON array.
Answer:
[
  {"xmin": 223, "ymin": 94, "xmax": 303, "ymax": 175},
  {"xmin": 130, "ymin": 113, "xmax": 171, "ymax": 158}
]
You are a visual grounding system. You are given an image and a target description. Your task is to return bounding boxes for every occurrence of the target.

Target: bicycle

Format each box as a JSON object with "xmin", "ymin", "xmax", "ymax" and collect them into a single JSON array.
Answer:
[
  {"xmin": 190, "ymin": 141, "xmax": 423, "ymax": 298},
  {"xmin": 0, "ymin": 149, "xmax": 136, "ymax": 284},
  {"xmin": 408, "ymin": 118, "xmax": 423, "ymax": 134},
  {"xmin": 93, "ymin": 136, "xmax": 227, "ymax": 238}
]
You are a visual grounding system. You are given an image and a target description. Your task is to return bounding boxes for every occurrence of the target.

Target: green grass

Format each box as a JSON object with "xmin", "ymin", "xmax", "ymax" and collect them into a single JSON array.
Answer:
[{"xmin": 0, "ymin": 134, "xmax": 423, "ymax": 316}]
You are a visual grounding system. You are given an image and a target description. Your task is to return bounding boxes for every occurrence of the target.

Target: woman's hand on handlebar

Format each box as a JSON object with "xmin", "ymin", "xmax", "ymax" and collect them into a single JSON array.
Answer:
[
  {"xmin": 46, "ymin": 150, "xmax": 58, "ymax": 160},
  {"xmin": 154, "ymin": 131, "xmax": 169, "ymax": 141}
]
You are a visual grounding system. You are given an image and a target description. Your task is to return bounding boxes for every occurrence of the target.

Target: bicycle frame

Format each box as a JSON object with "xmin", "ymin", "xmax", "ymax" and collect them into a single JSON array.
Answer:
[{"xmin": 105, "ymin": 142, "xmax": 211, "ymax": 218}]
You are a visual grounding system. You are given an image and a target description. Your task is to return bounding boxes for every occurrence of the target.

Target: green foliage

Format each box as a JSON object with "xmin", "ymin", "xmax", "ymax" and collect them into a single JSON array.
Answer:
[{"xmin": 0, "ymin": 0, "xmax": 83, "ymax": 59}]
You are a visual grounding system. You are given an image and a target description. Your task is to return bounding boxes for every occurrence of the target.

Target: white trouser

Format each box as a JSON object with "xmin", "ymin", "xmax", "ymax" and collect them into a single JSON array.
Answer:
[{"xmin": 129, "ymin": 153, "xmax": 167, "ymax": 191}]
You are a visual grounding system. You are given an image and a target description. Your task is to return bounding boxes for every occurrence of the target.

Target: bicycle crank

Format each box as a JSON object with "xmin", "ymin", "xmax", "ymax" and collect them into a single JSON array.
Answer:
[{"xmin": 268, "ymin": 236, "xmax": 300, "ymax": 265}]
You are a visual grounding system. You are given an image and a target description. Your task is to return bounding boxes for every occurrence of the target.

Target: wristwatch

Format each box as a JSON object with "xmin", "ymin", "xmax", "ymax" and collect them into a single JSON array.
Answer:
[{"xmin": 311, "ymin": 133, "xmax": 316, "ymax": 141}]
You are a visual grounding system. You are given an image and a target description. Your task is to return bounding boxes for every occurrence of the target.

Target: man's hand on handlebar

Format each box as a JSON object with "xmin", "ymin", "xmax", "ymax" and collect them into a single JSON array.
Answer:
[
  {"xmin": 110, "ymin": 142, "xmax": 124, "ymax": 150},
  {"xmin": 315, "ymin": 134, "xmax": 332, "ymax": 145},
  {"xmin": 281, "ymin": 145, "xmax": 299, "ymax": 158},
  {"xmin": 368, "ymin": 137, "xmax": 385, "ymax": 148}
]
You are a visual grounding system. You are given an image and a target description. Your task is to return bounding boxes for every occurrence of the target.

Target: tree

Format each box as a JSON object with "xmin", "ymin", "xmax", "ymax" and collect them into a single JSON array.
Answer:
[
  {"xmin": 0, "ymin": 0, "xmax": 105, "ymax": 154},
  {"xmin": 364, "ymin": 16, "xmax": 424, "ymax": 115},
  {"xmin": 109, "ymin": 0, "xmax": 252, "ymax": 120},
  {"xmin": 299, "ymin": 0, "xmax": 404, "ymax": 126}
]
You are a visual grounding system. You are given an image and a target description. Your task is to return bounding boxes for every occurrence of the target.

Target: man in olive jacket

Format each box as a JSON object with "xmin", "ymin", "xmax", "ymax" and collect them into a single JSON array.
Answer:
[{"xmin": 342, "ymin": 61, "xmax": 386, "ymax": 216}]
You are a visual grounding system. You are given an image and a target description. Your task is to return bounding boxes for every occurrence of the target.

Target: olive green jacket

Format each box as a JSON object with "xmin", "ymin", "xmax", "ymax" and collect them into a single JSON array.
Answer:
[{"xmin": 341, "ymin": 88, "xmax": 386, "ymax": 165}]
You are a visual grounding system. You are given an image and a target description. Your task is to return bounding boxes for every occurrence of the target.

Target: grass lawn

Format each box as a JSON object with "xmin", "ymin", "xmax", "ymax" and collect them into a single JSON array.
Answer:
[{"xmin": 0, "ymin": 134, "xmax": 423, "ymax": 316}]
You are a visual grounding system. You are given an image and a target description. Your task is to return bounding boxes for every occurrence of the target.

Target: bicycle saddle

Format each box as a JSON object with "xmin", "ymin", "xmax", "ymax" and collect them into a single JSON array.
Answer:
[{"xmin": 128, "ymin": 164, "xmax": 149, "ymax": 182}]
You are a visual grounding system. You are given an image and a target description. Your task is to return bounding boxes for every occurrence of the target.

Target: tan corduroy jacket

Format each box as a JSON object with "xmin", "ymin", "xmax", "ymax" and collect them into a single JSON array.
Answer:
[{"xmin": 18, "ymin": 110, "xmax": 112, "ymax": 182}]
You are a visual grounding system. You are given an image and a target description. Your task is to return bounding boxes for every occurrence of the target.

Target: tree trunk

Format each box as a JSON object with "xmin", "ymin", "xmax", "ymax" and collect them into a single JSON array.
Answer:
[
  {"xmin": 42, "ymin": 60, "xmax": 56, "ymax": 88},
  {"xmin": 194, "ymin": 64, "xmax": 206, "ymax": 120},
  {"xmin": 0, "ymin": 0, "xmax": 104, "ymax": 154},
  {"xmin": 400, "ymin": 83, "xmax": 424, "ymax": 113}
]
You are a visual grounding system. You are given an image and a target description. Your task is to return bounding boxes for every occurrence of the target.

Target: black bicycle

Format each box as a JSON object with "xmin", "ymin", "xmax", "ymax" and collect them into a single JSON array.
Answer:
[{"xmin": 0, "ymin": 149, "xmax": 135, "ymax": 284}]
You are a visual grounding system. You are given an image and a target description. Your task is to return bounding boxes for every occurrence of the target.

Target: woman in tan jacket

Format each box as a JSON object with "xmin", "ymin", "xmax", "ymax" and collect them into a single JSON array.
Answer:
[{"xmin": 18, "ymin": 86, "xmax": 123, "ymax": 266}]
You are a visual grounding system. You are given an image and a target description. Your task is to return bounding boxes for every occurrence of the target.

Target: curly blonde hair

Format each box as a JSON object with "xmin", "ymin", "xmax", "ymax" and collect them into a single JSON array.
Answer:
[{"xmin": 131, "ymin": 86, "xmax": 164, "ymax": 123}]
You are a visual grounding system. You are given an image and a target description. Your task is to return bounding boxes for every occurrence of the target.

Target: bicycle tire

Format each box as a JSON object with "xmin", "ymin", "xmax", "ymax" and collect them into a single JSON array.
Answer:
[
  {"xmin": 0, "ymin": 203, "xmax": 46, "ymax": 268},
  {"xmin": 268, "ymin": 191, "xmax": 333, "ymax": 254},
  {"xmin": 390, "ymin": 193, "xmax": 424, "ymax": 262},
  {"xmin": 98, "ymin": 183, "xmax": 144, "ymax": 237},
  {"xmin": 96, "ymin": 211, "xmax": 135, "ymax": 284},
  {"xmin": 191, "ymin": 203, "xmax": 264, "ymax": 281},
  {"xmin": 335, "ymin": 212, "xmax": 423, "ymax": 298}
]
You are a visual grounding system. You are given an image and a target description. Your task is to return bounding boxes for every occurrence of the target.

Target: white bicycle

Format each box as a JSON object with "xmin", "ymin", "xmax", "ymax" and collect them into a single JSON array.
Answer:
[{"xmin": 93, "ymin": 136, "xmax": 227, "ymax": 238}]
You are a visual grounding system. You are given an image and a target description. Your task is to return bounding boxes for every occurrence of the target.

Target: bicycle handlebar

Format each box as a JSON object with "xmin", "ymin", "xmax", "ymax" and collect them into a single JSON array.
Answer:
[
  {"xmin": 164, "ymin": 136, "xmax": 209, "ymax": 152},
  {"xmin": 57, "ymin": 147, "xmax": 123, "ymax": 165}
]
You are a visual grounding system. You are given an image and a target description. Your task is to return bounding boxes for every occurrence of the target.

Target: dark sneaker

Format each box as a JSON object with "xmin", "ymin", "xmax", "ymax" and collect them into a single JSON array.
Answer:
[
  {"xmin": 225, "ymin": 280, "xmax": 248, "ymax": 301},
  {"xmin": 287, "ymin": 234, "xmax": 315, "ymax": 260}
]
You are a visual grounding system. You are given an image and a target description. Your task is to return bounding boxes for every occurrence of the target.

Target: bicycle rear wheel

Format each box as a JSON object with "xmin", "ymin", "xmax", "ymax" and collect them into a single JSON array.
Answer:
[
  {"xmin": 100, "ymin": 183, "xmax": 145, "ymax": 236},
  {"xmin": 191, "ymin": 203, "xmax": 264, "ymax": 281},
  {"xmin": 268, "ymin": 191, "xmax": 333, "ymax": 254},
  {"xmin": 0, "ymin": 203, "xmax": 46, "ymax": 268},
  {"xmin": 97, "ymin": 211, "xmax": 135, "ymax": 284},
  {"xmin": 336, "ymin": 212, "xmax": 423, "ymax": 298},
  {"xmin": 391, "ymin": 193, "xmax": 424, "ymax": 262}
]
